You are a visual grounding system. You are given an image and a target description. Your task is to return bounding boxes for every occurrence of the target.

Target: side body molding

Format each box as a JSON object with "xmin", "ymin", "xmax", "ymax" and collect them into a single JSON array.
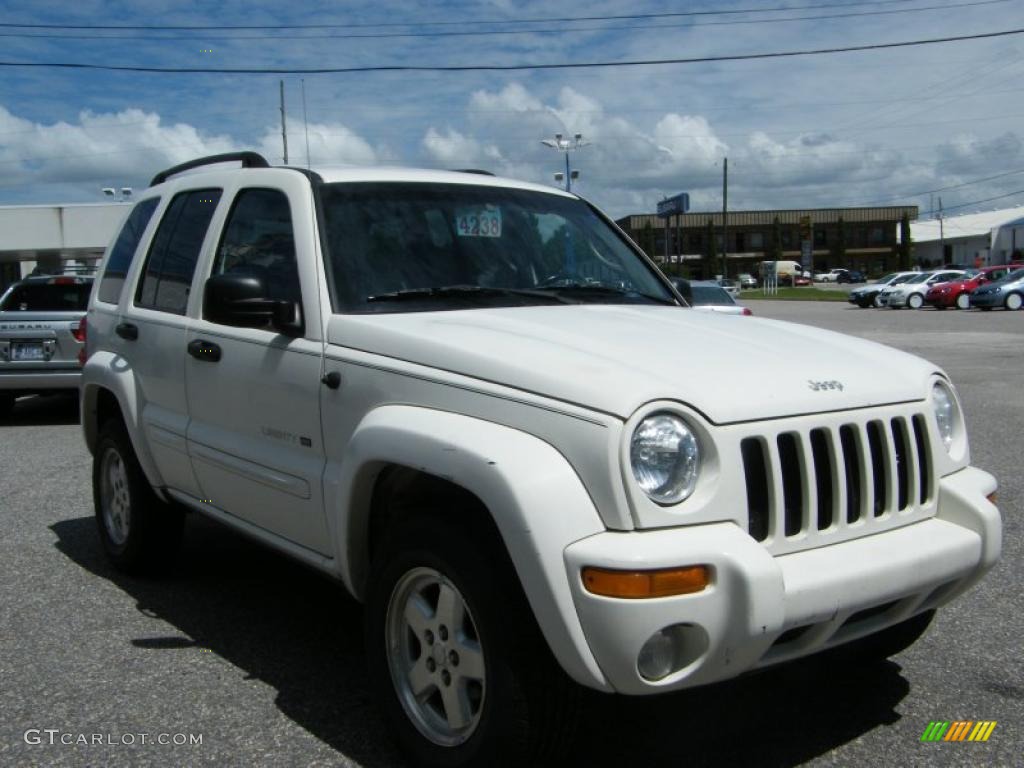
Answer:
[{"xmin": 330, "ymin": 405, "xmax": 612, "ymax": 691}]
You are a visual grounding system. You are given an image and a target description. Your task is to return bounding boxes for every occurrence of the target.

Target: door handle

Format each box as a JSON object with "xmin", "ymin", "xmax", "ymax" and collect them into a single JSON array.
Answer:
[
  {"xmin": 115, "ymin": 322, "xmax": 138, "ymax": 341},
  {"xmin": 187, "ymin": 339, "xmax": 222, "ymax": 362}
]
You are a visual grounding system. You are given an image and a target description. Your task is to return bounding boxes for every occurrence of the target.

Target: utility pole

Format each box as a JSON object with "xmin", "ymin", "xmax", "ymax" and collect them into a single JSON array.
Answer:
[
  {"xmin": 301, "ymin": 78, "xmax": 311, "ymax": 169},
  {"xmin": 720, "ymin": 157, "xmax": 728, "ymax": 279},
  {"xmin": 279, "ymin": 80, "xmax": 289, "ymax": 164},
  {"xmin": 938, "ymin": 196, "xmax": 945, "ymax": 265}
]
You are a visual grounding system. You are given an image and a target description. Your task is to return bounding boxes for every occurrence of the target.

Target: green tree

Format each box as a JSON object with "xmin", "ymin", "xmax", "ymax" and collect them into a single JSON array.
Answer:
[
  {"xmin": 703, "ymin": 218, "xmax": 717, "ymax": 279},
  {"xmin": 832, "ymin": 216, "xmax": 847, "ymax": 268},
  {"xmin": 898, "ymin": 213, "xmax": 913, "ymax": 270},
  {"xmin": 769, "ymin": 216, "xmax": 783, "ymax": 261}
]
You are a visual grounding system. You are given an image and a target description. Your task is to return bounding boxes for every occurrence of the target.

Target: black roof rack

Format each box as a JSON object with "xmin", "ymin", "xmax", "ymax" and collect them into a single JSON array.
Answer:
[
  {"xmin": 452, "ymin": 169, "xmax": 494, "ymax": 176},
  {"xmin": 150, "ymin": 152, "xmax": 270, "ymax": 186}
]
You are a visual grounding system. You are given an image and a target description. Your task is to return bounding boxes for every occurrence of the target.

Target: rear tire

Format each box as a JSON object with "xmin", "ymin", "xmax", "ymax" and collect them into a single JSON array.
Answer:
[
  {"xmin": 908, "ymin": 294, "xmax": 924, "ymax": 309},
  {"xmin": 365, "ymin": 513, "xmax": 579, "ymax": 768},
  {"xmin": 1005, "ymin": 293, "xmax": 1022, "ymax": 310},
  {"xmin": 0, "ymin": 393, "xmax": 14, "ymax": 420},
  {"xmin": 955, "ymin": 292, "xmax": 970, "ymax": 310},
  {"xmin": 93, "ymin": 419, "xmax": 183, "ymax": 574}
]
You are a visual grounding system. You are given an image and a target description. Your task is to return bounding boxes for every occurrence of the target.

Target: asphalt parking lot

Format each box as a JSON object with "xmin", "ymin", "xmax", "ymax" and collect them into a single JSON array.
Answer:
[{"xmin": 1, "ymin": 301, "xmax": 1020, "ymax": 767}]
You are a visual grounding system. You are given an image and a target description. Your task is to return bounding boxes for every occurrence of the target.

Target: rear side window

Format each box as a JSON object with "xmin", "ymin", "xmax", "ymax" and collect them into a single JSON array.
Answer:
[
  {"xmin": 136, "ymin": 189, "xmax": 222, "ymax": 315},
  {"xmin": 0, "ymin": 281, "xmax": 91, "ymax": 311},
  {"xmin": 98, "ymin": 197, "xmax": 160, "ymax": 304},
  {"xmin": 211, "ymin": 188, "xmax": 301, "ymax": 308}
]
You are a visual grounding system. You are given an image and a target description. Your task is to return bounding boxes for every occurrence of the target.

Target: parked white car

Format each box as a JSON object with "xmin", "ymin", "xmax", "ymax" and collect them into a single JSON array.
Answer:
[
  {"xmin": 878, "ymin": 270, "xmax": 966, "ymax": 308},
  {"xmin": 847, "ymin": 271, "xmax": 918, "ymax": 308},
  {"xmin": 671, "ymin": 278, "xmax": 752, "ymax": 315},
  {"xmin": 80, "ymin": 153, "xmax": 1001, "ymax": 767},
  {"xmin": 813, "ymin": 269, "xmax": 847, "ymax": 283}
]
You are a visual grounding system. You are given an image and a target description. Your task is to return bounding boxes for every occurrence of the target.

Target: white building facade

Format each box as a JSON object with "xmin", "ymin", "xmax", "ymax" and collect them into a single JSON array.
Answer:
[
  {"xmin": 907, "ymin": 205, "xmax": 1024, "ymax": 267},
  {"xmin": 0, "ymin": 202, "xmax": 130, "ymax": 290}
]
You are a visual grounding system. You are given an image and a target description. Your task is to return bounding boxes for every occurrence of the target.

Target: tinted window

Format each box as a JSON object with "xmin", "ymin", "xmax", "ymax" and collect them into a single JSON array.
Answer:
[
  {"xmin": 211, "ymin": 188, "xmax": 301, "ymax": 310},
  {"xmin": 0, "ymin": 281, "xmax": 92, "ymax": 311},
  {"xmin": 136, "ymin": 189, "xmax": 221, "ymax": 315},
  {"xmin": 320, "ymin": 182, "xmax": 671, "ymax": 313},
  {"xmin": 691, "ymin": 286, "xmax": 735, "ymax": 306},
  {"xmin": 98, "ymin": 197, "xmax": 160, "ymax": 304}
]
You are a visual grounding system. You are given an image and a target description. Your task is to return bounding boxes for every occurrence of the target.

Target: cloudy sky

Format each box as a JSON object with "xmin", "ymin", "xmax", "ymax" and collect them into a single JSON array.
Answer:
[{"xmin": 0, "ymin": 0, "xmax": 1022, "ymax": 219}]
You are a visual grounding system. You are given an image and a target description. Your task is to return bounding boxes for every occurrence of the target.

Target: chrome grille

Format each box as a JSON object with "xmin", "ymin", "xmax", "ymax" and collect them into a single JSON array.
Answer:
[{"xmin": 741, "ymin": 413, "xmax": 934, "ymax": 550}]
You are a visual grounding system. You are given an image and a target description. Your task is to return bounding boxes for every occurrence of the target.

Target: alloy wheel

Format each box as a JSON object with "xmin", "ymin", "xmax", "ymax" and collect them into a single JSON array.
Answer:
[
  {"xmin": 385, "ymin": 567, "xmax": 487, "ymax": 747},
  {"xmin": 99, "ymin": 447, "xmax": 131, "ymax": 545}
]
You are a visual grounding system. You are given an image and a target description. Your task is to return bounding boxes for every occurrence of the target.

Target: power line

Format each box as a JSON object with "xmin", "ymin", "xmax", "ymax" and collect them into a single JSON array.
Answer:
[
  {"xmin": 854, "ymin": 168, "xmax": 1024, "ymax": 206},
  {"xmin": 0, "ymin": 1, "xmax": 1009, "ymax": 41},
  {"xmin": 0, "ymin": 1, "xmax": 928, "ymax": 30},
  {"xmin": 1, "ymin": 28, "xmax": 1021, "ymax": 74}
]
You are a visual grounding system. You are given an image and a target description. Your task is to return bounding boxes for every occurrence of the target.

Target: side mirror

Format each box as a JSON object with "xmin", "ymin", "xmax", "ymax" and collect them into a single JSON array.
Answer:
[{"xmin": 203, "ymin": 273, "xmax": 303, "ymax": 336}]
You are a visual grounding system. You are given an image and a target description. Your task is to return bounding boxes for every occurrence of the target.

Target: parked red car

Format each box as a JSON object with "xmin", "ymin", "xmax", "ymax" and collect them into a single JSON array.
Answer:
[{"xmin": 925, "ymin": 264, "xmax": 1024, "ymax": 309}]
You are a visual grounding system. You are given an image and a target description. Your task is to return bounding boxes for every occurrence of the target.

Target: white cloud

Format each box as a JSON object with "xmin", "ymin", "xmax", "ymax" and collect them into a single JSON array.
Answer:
[
  {"xmin": 258, "ymin": 121, "xmax": 380, "ymax": 167},
  {"xmin": 422, "ymin": 127, "xmax": 482, "ymax": 166},
  {"xmin": 0, "ymin": 106, "xmax": 237, "ymax": 190}
]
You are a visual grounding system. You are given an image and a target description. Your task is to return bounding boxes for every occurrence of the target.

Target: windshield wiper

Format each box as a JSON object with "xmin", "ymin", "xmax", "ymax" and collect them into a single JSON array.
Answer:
[
  {"xmin": 534, "ymin": 282, "xmax": 678, "ymax": 306},
  {"xmin": 367, "ymin": 285, "xmax": 576, "ymax": 304}
]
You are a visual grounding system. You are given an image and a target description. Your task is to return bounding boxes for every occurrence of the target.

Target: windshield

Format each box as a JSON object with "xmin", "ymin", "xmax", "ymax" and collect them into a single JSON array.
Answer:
[
  {"xmin": 318, "ymin": 182, "xmax": 675, "ymax": 313},
  {"xmin": 990, "ymin": 268, "xmax": 1024, "ymax": 286},
  {"xmin": 690, "ymin": 285, "xmax": 735, "ymax": 305},
  {"xmin": 0, "ymin": 281, "xmax": 91, "ymax": 312}
]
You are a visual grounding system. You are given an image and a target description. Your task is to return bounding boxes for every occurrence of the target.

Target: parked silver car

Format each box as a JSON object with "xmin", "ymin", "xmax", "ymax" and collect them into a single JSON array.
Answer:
[
  {"xmin": 0, "ymin": 275, "xmax": 92, "ymax": 418},
  {"xmin": 969, "ymin": 268, "xmax": 1024, "ymax": 310}
]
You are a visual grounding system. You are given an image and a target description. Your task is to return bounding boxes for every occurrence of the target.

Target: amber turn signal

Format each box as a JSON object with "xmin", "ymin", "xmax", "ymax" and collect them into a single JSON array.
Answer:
[
  {"xmin": 582, "ymin": 565, "xmax": 710, "ymax": 599},
  {"xmin": 986, "ymin": 491, "xmax": 997, "ymax": 506}
]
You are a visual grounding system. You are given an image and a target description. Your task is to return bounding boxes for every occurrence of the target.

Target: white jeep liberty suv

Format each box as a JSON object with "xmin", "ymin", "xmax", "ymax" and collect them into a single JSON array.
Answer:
[{"xmin": 81, "ymin": 152, "xmax": 1001, "ymax": 767}]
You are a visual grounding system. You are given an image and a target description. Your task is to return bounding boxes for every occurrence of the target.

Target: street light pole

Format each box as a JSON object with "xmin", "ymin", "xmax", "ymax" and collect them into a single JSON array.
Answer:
[{"xmin": 541, "ymin": 133, "xmax": 589, "ymax": 192}]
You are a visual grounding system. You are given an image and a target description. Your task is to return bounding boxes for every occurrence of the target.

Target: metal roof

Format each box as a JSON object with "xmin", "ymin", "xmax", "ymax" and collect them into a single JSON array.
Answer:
[{"xmin": 619, "ymin": 206, "xmax": 918, "ymax": 228}]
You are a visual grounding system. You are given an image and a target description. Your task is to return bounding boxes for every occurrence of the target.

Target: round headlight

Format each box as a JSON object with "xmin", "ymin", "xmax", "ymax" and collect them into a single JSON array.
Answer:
[
  {"xmin": 630, "ymin": 414, "xmax": 700, "ymax": 504},
  {"xmin": 932, "ymin": 381, "xmax": 958, "ymax": 451}
]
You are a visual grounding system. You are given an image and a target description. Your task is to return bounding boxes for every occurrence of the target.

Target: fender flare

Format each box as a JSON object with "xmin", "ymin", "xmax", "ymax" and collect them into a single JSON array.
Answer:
[
  {"xmin": 81, "ymin": 351, "xmax": 166, "ymax": 491},
  {"xmin": 328, "ymin": 404, "xmax": 612, "ymax": 691}
]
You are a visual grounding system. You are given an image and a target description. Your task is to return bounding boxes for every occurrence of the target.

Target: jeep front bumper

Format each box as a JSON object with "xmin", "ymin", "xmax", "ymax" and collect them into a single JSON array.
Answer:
[{"xmin": 564, "ymin": 466, "xmax": 1000, "ymax": 695}]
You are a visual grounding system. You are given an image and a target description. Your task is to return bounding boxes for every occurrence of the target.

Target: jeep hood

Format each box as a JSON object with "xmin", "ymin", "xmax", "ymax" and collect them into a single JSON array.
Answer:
[{"xmin": 327, "ymin": 305, "xmax": 936, "ymax": 424}]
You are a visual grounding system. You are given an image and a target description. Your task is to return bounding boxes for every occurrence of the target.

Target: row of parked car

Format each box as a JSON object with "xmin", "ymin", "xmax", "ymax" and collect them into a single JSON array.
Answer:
[{"xmin": 847, "ymin": 265, "xmax": 1024, "ymax": 310}]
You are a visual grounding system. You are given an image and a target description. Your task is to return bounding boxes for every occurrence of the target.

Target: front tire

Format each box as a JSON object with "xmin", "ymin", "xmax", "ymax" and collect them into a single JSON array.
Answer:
[
  {"xmin": 1005, "ymin": 293, "xmax": 1022, "ymax": 310},
  {"xmin": 0, "ymin": 393, "xmax": 14, "ymax": 420},
  {"xmin": 93, "ymin": 419, "xmax": 183, "ymax": 574},
  {"xmin": 366, "ymin": 514, "xmax": 579, "ymax": 768}
]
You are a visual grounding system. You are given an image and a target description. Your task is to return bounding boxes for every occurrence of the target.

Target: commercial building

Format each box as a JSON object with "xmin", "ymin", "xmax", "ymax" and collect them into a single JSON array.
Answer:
[
  {"xmin": 907, "ymin": 205, "xmax": 1024, "ymax": 267},
  {"xmin": 0, "ymin": 202, "xmax": 129, "ymax": 291},
  {"xmin": 616, "ymin": 206, "xmax": 918, "ymax": 278}
]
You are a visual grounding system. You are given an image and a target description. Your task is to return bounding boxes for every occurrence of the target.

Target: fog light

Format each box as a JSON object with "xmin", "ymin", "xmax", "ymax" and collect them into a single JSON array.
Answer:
[{"xmin": 638, "ymin": 629, "xmax": 676, "ymax": 681}]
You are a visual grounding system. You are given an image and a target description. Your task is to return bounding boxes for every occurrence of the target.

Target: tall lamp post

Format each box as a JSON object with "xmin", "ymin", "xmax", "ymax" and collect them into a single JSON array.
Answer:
[{"xmin": 541, "ymin": 133, "xmax": 588, "ymax": 192}]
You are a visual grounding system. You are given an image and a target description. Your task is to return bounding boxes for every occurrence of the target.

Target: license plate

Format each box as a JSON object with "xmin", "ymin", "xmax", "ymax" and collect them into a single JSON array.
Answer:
[{"xmin": 11, "ymin": 343, "xmax": 45, "ymax": 361}]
